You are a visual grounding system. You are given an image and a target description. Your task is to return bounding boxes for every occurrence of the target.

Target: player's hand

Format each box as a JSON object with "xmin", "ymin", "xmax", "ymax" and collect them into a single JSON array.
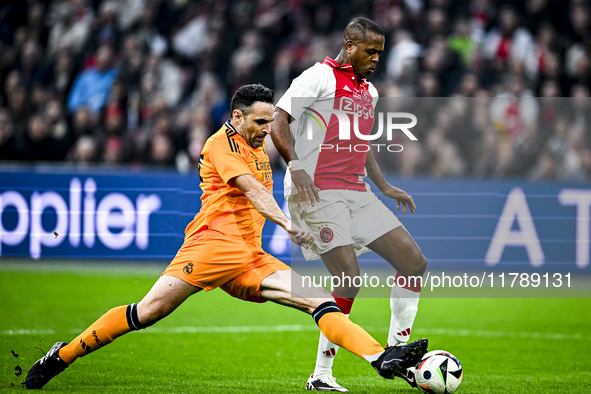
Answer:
[
  {"xmin": 291, "ymin": 169, "xmax": 321, "ymax": 206},
  {"xmin": 380, "ymin": 185, "xmax": 416, "ymax": 214},
  {"xmin": 288, "ymin": 225, "xmax": 315, "ymax": 249}
]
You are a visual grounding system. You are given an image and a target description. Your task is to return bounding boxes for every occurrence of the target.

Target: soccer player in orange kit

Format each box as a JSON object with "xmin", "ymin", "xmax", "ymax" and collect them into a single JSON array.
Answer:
[{"xmin": 26, "ymin": 84, "xmax": 427, "ymax": 390}]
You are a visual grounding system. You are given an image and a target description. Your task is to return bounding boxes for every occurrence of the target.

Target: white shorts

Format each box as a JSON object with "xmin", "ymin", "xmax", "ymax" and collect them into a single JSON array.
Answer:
[{"xmin": 288, "ymin": 189, "xmax": 402, "ymax": 261}]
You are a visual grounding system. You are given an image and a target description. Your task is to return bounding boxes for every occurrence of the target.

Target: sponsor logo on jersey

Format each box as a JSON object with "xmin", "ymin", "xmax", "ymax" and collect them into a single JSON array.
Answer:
[{"xmin": 303, "ymin": 105, "xmax": 418, "ymax": 154}]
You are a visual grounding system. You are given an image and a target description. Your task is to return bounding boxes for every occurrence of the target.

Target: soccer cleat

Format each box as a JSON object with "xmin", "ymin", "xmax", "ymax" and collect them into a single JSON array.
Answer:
[
  {"xmin": 397, "ymin": 366, "xmax": 418, "ymax": 388},
  {"xmin": 371, "ymin": 338, "xmax": 428, "ymax": 379},
  {"xmin": 306, "ymin": 373, "xmax": 349, "ymax": 392},
  {"xmin": 25, "ymin": 342, "xmax": 69, "ymax": 389}
]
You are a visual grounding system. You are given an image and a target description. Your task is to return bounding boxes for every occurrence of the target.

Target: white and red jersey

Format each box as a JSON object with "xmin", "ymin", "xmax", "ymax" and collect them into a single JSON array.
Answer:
[{"xmin": 276, "ymin": 56, "xmax": 379, "ymax": 196}]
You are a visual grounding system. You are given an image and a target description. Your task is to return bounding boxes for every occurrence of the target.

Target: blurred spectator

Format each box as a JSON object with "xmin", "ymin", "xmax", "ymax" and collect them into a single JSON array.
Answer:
[
  {"xmin": 523, "ymin": 0, "xmax": 554, "ymax": 35},
  {"xmin": 431, "ymin": 140, "xmax": 466, "ymax": 177},
  {"xmin": 102, "ymin": 102, "xmax": 125, "ymax": 137},
  {"xmin": 116, "ymin": 0, "xmax": 146, "ymax": 32},
  {"xmin": 529, "ymin": 149, "xmax": 559, "ymax": 181},
  {"xmin": 91, "ymin": 1, "xmax": 122, "ymax": 49},
  {"xmin": 448, "ymin": 16, "xmax": 478, "ymax": 67},
  {"xmin": 227, "ymin": 29, "xmax": 264, "ymax": 91},
  {"xmin": 473, "ymin": 125, "xmax": 501, "ymax": 177},
  {"xmin": 0, "ymin": 108, "xmax": 17, "ymax": 160},
  {"xmin": 536, "ymin": 50, "xmax": 571, "ymax": 95},
  {"xmin": 103, "ymin": 135, "xmax": 128, "ymax": 165},
  {"xmin": 524, "ymin": 22, "xmax": 558, "ymax": 82},
  {"xmin": 565, "ymin": 44, "xmax": 591, "ymax": 87},
  {"xmin": 70, "ymin": 134, "xmax": 98, "ymax": 165},
  {"xmin": 67, "ymin": 43, "xmax": 117, "ymax": 114},
  {"xmin": 184, "ymin": 105, "xmax": 212, "ymax": 165},
  {"xmin": 71, "ymin": 106, "xmax": 94, "ymax": 138},
  {"xmin": 456, "ymin": 72, "xmax": 480, "ymax": 96},
  {"xmin": 45, "ymin": 97, "xmax": 73, "ymax": 154},
  {"xmin": 25, "ymin": 2, "xmax": 49, "ymax": 47},
  {"xmin": 559, "ymin": 123, "xmax": 589, "ymax": 180},
  {"xmin": 398, "ymin": 142, "xmax": 426, "ymax": 178},
  {"xmin": 571, "ymin": 84, "xmax": 591, "ymax": 129},
  {"xmin": 482, "ymin": 5, "xmax": 534, "ymax": 72},
  {"xmin": 171, "ymin": 4, "xmax": 211, "ymax": 61},
  {"xmin": 6, "ymin": 83, "xmax": 31, "ymax": 135},
  {"xmin": 144, "ymin": 54, "xmax": 183, "ymax": 108},
  {"xmin": 43, "ymin": 49, "xmax": 77, "ymax": 100},
  {"xmin": 132, "ymin": 3, "xmax": 168, "ymax": 57},
  {"xmin": 148, "ymin": 133, "xmax": 175, "ymax": 167},
  {"xmin": 564, "ymin": 2, "xmax": 591, "ymax": 44},
  {"xmin": 489, "ymin": 74, "xmax": 539, "ymax": 140},
  {"xmin": 16, "ymin": 39, "xmax": 44, "ymax": 88},
  {"xmin": 19, "ymin": 113, "xmax": 65, "ymax": 161},
  {"xmin": 186, "ymin": 71, "xmax": 228, "ymax": 127},
  {"xmin": 386, "ymin": 30, "xmax": 421, "ymax": 85},
  {"xmin": 30, "ymin": 84, "xmax": 50, "ymax": 113},
  {"xmin": 46, "ymin": 0, "xmax": 93, "ymax": 57}
]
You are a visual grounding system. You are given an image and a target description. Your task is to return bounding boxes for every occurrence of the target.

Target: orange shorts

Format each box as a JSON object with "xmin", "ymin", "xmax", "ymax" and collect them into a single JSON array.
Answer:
[{"xmin": 162, "ymin": 229, "xmax": 291, "ymax": 303}]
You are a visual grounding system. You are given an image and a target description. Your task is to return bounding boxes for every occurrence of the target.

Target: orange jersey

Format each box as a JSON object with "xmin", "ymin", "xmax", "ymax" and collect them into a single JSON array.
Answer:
[{"xmin": 185, "ymin": 121, "xmax": 273, "ymax": 242}]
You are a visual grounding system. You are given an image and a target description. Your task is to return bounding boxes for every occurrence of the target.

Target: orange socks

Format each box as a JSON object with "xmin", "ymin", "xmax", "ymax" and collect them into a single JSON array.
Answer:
[
  {"xmin": 58, "ymin": 305, "xmax": 132, "ymax": 364},
  {"xmin": 57, "ymin": 301, "xmax": 382, "ymax": 366},
  {"xmin": 313, "ymin": 302, "xmax": 384, "ymax": 362}
]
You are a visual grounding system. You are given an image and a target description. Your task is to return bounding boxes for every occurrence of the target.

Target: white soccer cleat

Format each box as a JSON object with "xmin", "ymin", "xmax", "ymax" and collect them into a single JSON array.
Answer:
[{"xmin": 306, "ymin": 373, "xmax": 349, "ymax": 392}]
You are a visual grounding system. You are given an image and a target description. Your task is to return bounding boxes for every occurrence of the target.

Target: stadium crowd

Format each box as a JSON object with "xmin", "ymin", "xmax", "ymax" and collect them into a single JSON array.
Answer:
[{"xmin": 0, "ymin": 0, "xmax": 589, "ymax": 181}]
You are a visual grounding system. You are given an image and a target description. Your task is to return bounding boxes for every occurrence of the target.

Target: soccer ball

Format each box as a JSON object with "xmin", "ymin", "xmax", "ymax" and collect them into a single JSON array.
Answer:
[{"xmin": 415, "ymin": 350, "xmax": 463, "ymax": 394}]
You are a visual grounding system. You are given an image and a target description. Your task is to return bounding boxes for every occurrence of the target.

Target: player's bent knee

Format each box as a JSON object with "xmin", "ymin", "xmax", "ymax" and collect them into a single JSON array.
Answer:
[
  {"xmin": 398, "ymin": 253, "xmax": 428, "ymax": 277},
  {"xmin": 341, "ymin": 265, "xmax": 361, "ymax": 279},
  {"xmin": 412, "ymin": 254, "xmax": 428, "ymax": 276}
]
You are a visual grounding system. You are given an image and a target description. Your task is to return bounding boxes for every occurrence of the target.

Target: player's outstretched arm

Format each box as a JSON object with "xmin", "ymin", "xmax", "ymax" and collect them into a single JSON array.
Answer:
[
  {"xmin": 233, "ymin": 174, "xmax": 315, "ymax": 248},
  {"xmin": 271, "ymin": 107, "xmax": 320, "ymax": 206},
  {"xmin": 365, "ymin": 149, "xmax": 416, "ymax": 214}
]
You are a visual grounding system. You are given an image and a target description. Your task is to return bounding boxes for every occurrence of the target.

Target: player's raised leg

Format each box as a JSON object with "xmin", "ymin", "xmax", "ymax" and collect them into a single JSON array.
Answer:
[
  {"xmin": 259, "ymin": 269, "xmax": 428, "ymax": 380},
  {"xmin": 305, "ymin": 245, "xmax": 360, "ymax": 391},
  {"xmin": 25, "ymin": 275, "xmax": 201, "ymax": 389},
  {"xmin": 368, "ymin": 226, "xmax": 427, "ymax": 347},
  {"xmin": 368, "ymin": 226, "xmax": 427, "ymax": 386}
]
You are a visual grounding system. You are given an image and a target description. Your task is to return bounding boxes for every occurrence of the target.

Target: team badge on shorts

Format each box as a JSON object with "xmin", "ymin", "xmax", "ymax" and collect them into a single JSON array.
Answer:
[
  {"xmin": 319, "ymin": 227, "xmax": 334, "ymax": 243},
  {"xmin": 183, "ymin": 262, "xmax": 194, "ymax": 274}
]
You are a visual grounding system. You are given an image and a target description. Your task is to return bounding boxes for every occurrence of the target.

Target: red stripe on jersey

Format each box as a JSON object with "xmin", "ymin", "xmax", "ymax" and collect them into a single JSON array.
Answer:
[{"xmin": 313, "ymin": 57, "xmax": 375, "ymax": 191}]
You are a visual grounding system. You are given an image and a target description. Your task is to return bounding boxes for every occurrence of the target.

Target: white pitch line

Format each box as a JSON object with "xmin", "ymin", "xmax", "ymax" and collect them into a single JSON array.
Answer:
[
  {"xmin": 411, "ymin": 328, "xmax": 588, "ymax": 341},
  {"xmin": 1, "ymin": 326, "xmax": 588, "ymax": 341},
  {"xmin": 1, "ymin": 329, "xmax": 56, "ymax": 336},
  {"xmin": 145, "ymin": 324, "xmax": 316, "ymax": 334}
]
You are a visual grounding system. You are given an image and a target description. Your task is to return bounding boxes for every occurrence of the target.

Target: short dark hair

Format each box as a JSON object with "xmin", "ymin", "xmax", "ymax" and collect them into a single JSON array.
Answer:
[
  {"xmin": 231, "ymin": 84, "xmax": 274, "ymax": 116},
  {"xmin": 343, "ymin": 17, "xmax": 384, "ymax": 44}
]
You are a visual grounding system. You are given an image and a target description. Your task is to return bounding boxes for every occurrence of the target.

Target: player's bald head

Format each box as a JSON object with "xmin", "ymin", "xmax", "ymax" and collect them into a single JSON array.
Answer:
[{"xmin": 343, "ymin": 17, "xmax": 384, "ymax": 45}]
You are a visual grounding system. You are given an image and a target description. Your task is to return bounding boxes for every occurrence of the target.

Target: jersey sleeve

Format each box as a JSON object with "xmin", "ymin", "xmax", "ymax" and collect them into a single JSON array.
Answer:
[
  {"xmin": 368, "ymin": 82, "xmax": 379, "ymax": 108},
  {"xmin": 210, "ymin": 134, "xmax": 252, "ymax": 184},
  {"xmin": 276, "ymin": 63, "xmax": 334, "ymax": 121}
]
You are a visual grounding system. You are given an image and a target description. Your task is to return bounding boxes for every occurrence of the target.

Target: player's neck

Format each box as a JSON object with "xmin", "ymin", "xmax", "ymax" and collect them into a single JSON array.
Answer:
[
  {"xmin": 334, "ymin": 50, "xmax": 361, "ymax": 79},
  {"xmin": 334, "ymin": 50, "xmax": 350, "ymax": 67},
  {"xmin": 230, "ymin": 121, "xmax": 255, "ymax": 149}
]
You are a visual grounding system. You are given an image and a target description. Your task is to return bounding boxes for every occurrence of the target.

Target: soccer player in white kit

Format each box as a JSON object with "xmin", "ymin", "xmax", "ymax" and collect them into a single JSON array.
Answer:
[{"xmin": 271, "ymin": 17, "xmax": 428, "ymax": 392}]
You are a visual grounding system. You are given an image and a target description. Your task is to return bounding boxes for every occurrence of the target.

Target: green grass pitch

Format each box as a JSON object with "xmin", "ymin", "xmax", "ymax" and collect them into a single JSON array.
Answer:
[{"xmin": 1, "ymin": 261, "xmax": 590, "ymax": 393}]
